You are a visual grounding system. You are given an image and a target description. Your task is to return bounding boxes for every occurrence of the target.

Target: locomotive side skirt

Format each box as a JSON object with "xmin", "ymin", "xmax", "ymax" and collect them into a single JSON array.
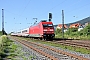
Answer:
[{"xmin": 29, "ymin": 34, "xmax": 43, "ymax": 37}]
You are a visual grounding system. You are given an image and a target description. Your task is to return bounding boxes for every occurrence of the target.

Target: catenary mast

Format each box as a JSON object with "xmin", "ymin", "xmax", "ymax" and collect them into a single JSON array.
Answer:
[{"xmin": 2, "ymin": 9, "xmax": 4, "ymax": 35}]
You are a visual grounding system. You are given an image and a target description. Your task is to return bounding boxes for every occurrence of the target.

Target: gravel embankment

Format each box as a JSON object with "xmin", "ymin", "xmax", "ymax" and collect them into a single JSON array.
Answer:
[{"xmin": 10, "ymin": 38, "xmax": 50, "ymax": 60}]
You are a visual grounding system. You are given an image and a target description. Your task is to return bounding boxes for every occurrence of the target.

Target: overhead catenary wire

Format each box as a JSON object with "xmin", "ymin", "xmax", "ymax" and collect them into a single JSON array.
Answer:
[
  {"xmin": 5, "ymin": 0, "xmax": 87, "ymax": 22},
  {"xmin": 4, "ymin": 0, "xmax": 90, "ymax": 21},
  {"xmin": 66, "ymin": 2, "xmax": 90, "ymax": 14},
  {"xmin": 38, "ymin": 0, "xmax": 89, "ymax": 21},
  {"xmin": 54, "ymin": 0, "xmax": 90, "ymax": 17},
  {"xmin": 39, "ymin": 0, "xmax": 67, "ymax": 18},
  {"xmin": 48, "ymin": 0, "xmax": 90, "ymax": 24},
  {"xmin": 18, "ymin": 0, "xmax": 31, "ymax": 18},
  {"xmin": 4, "ymin": 0, "xmax": 32, "ymax": 24},
  {"xmin": 4, "ymin": 0, "xmax": 90, "ymax": 25}
]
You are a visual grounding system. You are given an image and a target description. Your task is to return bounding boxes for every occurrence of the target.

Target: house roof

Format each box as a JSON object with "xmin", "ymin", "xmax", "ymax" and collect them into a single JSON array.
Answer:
[
  {"xmin": 57, "ymin": 24, "xmax": 67, "ymax": 29},
  {"xmin": 69, "ymin": 23, "xmax": 81, "ymax": 28}
]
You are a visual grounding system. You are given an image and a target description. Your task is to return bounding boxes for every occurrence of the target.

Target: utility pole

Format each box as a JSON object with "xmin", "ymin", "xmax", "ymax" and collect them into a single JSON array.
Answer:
[
  {"xmin": 62, "ymin": 10, "xmax": 64, "ymax": 39},
  {"xmin": 2, "ymin": 9, "xmax": 4, "ymax": 35}
]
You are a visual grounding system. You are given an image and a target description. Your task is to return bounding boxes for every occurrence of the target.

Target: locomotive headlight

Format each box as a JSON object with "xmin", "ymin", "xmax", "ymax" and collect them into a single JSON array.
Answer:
[
  {"xmin": 44, "ymin": 29, "xmax": 47, "ymax": 31},
  {"xmin": 50, "ymin": 29, "xmax": 53, "ymax": 31}
]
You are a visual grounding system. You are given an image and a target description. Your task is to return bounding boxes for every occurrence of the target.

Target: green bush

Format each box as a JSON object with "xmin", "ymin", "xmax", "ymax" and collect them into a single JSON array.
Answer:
[
  {"xmin": 55, "ymin": 28, "xmax": 62, "ymax": 34},
  {"xmin": 55, "ymin": 24, "xmax": 90, "ymax": 39}
]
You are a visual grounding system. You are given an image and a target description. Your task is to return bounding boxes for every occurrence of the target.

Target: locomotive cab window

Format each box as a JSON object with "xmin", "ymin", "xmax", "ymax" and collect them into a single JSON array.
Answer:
[{"xmin": 43, "ymin": 24, "xmax": 53, "ymax": 27}]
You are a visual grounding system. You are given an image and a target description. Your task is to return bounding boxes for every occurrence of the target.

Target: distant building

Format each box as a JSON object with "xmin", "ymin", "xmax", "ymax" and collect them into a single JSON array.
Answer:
[
  {"xmin": 69, "ymin": 23, "xmax": 84, "ymax": 31},
  {"xmin": 69, "ymin": 23, "xmax": 81, "ymax": 28},
  {"xmin": 78, "ymin": 25, "xmax": 84, "ymax": 31},
  {"xmin": 85, "ymin": 22, "xmax": 90, "ymax": 27},
  {"xmin": 56, "ymin": 24, "xmax": 67, "ymax": 29},
  {"xmin": 56, "ymin": 24, "xmax": 68, "ymax": 32}
]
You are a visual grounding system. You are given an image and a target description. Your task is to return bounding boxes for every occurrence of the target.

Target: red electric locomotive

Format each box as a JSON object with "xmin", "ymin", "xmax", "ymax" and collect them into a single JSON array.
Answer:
[
  {"xmin": 11, "ymin": 20, "xmax": 55, "ymax": 40},
  {"xmin": 29, "ymin": 20, "xmax": 55, "ymax": 40}
]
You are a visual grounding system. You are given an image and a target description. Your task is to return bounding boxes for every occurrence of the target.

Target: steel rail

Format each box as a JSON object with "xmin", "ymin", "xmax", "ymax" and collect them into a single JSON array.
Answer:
[
  {"xmin": 23, "ymin": 40, "xmax": 89, "ymax": 60},
  {"xmin": 14, "ymin": 39, "xmax": 58, "ymax": 60},
  {"xmin": 55, "ymin": 41, "xmax": 90, "ymax": 50}
]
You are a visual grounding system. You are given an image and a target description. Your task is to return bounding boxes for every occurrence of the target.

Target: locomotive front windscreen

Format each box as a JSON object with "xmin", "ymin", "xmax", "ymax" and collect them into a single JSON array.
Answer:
[
  {"xmin": 43, "ymin": 24, "xmax": 53, "ymax": 27},
  {"xmin": 43, "ymin": 24, "xmax": 54, "ymax": 34}
]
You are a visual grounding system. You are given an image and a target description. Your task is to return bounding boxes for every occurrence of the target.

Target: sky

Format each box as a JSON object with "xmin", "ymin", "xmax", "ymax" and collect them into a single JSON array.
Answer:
[{"xmin": 0, "ymin": 0, "xmax": 90, "ymax": 33}]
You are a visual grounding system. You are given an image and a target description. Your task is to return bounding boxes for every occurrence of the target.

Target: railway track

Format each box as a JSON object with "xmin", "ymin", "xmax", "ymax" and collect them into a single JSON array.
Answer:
[
  {"xmin": 8, "ymin": 36, "xmax": 89, "ymax": 60},
  {"xmin": 53, "ymin": 40, "xmax": 90, "ymax": 50}
]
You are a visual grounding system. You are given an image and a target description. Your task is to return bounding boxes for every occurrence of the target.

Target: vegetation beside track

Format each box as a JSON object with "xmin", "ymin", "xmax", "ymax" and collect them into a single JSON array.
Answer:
[
  {"xmin": 24, "ymin": 38, "xmax": 90, "ymax": 54},
  {"xmin": 0, "ymin": 31, "xmax": 3, "ymax": 36},
  {"xmin": 55, "ymin": 24, "xmax": 90, "ymax": 40},
  {"xmin": 0, "ymin": 35, "xmax": 35, "ymax": 60},
  {"xmin": 0, "ymin": 35, "xmax": 17, "ymax": 59}
]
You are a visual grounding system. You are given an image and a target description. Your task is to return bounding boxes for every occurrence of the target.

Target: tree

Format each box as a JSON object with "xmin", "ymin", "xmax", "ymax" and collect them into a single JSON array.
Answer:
[{"xmin": 82, "ymin": 24, "xmax": 90, "ymax": 36}]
